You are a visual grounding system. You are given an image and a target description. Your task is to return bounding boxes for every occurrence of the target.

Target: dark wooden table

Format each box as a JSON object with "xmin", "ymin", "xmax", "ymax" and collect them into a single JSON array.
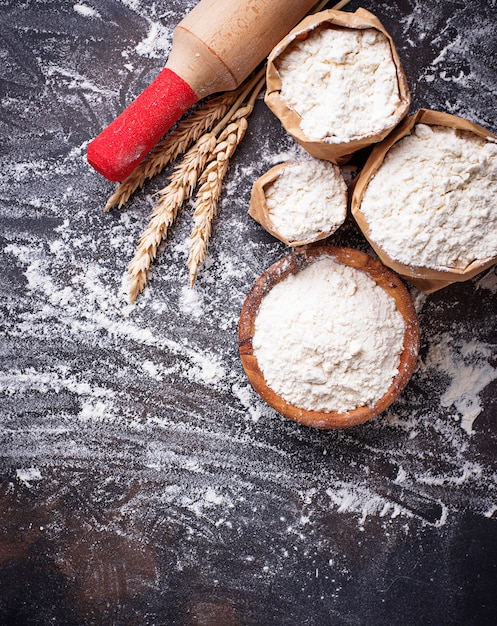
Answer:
[{"xmin": 1, "ymin": 1, "xmax": 496, "ymax": 624}]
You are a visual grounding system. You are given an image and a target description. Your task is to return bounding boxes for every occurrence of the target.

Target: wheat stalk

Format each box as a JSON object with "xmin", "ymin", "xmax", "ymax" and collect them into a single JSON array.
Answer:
[
  {"xmin": 127, "ymin": 132, "xmax": 216, "ymax": 303},
  {"xmin": 127, "ymin": 74, "xmax": 264, "ymax": 301},
  {"xmin": 187, "ymin": 73, "xmax": 265, "ymax": 285},
  {"xmin": 104, "ymin": 91, "xmax": 239, "ymax": 211},
  {"xmin": 187, "ymin": 113, "xmax": 251, "ymax": 286}
]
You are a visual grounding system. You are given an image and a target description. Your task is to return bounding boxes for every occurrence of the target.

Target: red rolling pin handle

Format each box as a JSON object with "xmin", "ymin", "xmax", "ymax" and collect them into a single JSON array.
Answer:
[
  {"xmin": 88, "ymin": 0, "xmax": 322, "ymax": 182},
  {"xmin": 87, "ymin": 68, "xmax": 198, "ymax": 182}
]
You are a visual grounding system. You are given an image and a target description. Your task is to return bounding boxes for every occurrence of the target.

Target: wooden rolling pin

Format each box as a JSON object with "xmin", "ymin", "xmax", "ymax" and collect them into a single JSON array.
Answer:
[{"xmin": 87, "ymin": 0, "xmax": 320, "ymax": 182}]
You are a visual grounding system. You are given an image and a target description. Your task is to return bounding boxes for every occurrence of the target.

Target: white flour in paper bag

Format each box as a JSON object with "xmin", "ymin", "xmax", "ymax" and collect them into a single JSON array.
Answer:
[
  {"xmin": 276, "ymin": 27, "xmax": 401, "ymax": 143},
  {"xmin": 264, "ymin": 160, "xmax": 347, "ymax": 242},
  {"xmin": 360, "ymin": 124, "xmax": 497, "ymax": 270}
]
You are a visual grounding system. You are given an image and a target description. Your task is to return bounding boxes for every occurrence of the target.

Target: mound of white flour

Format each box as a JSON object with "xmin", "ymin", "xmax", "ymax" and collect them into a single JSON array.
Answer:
[
  {"xmin": 360, "ymin": 124, "xmax": 497, "ymax": 270},
  {"xmin": 265, "ymin": 160, "xmax": 347, "ymax": 242},
  {"xmin": 252, "ymin": 256, "xmax": 405, "ymax": 413},
  {"xmin": 276, "ymin": 26, "xmax": 401, "ymax": 142}
]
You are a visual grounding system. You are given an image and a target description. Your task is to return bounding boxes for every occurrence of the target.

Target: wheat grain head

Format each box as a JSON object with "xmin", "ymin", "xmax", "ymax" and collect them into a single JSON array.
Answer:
[
  {"xmin": 187, "ymin": 117, "xmax": 249, "ymax": 286},
  {"xmin": 127, "ymin": 132, "xmax": 217, "ymax": 302}
]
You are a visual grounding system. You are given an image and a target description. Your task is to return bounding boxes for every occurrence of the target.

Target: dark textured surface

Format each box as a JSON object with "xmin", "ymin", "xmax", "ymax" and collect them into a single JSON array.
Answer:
[{"xmin": 1, "ymin": 1, "xmax": 496, "ymax": 624}]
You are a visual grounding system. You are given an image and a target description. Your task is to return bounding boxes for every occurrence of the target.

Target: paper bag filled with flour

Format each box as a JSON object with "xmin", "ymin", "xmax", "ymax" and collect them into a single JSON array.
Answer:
[
  {"xmin": 351, "ymin": 109, "xmax": 497, "ymax": 293},
  {"xmin": 249, "ymin": 159, "xmax": 348, "ymax": 247},
  {"xmin": 264, "ymin": 8, "xmax": 410, "ymax": 164}
]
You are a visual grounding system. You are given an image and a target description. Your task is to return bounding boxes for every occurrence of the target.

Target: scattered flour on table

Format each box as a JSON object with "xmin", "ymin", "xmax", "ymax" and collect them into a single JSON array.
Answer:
[
  {"xmin": 424, "ymin": 333, "xmax": 497, "ymax": 436},
  {"xmin": 360, "ymin": 124, "xmax": 497, "ymax": 270},
  {"xmin": 326, "ymin": 485, "xmax": 410, "ymax": 526},
  {"xmin": 232, "ymin": 383, "xmax": 265, "ymax": 423},
  {"xmin": 276, "ymin": 26, "xmax": 402, "ymax": 142},
  {"xmin": 134, "ymin": 20, "xmax": 172, "ymax": 58},
  {"xmin": 252, "ymin": 257, "xmax": 405, "ymax": 413},
  {"xmin": 179, "ymin": 284, "xmax": 204, "ymax": 319},
  {"xmin": 16, "ymin": 468, "xmax": 43, "ymax": 487},
  {"xmin": 264, "ymin": 159, "xmax": 347, "ymax": 243},
  {"xmin": 119, "ymin": 0, "xmax": 196, "ymax": 59},
  {"xmin": 73, "ymin": 4, "xmax": 100, "ymax": 18},
  {"xmin": 3, "ymin": 212, "xmax": 497, "ymax": 537}
]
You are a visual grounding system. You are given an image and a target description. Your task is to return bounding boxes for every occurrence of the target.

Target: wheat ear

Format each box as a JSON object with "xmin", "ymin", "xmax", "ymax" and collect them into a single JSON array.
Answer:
[
  {"xmin": 104, "ymin": 91, "xmax": 238, "ymax": 211},
  {"xmin": 187, "ymin": 99, "xmax": 259, "ymax": 286},
  {"xmin": 127, "ymin": 132, "xmax": 217, "ymax": 303},
  {"xmin": 187, "ymin": 118, "xmax": 248, "ymax": 286}
]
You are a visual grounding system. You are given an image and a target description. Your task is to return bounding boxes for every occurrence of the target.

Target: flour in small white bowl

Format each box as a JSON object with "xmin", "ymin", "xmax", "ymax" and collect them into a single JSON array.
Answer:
[{"xmin": 252, "ymin": 256, "xmax": 405, "ymax": 414}]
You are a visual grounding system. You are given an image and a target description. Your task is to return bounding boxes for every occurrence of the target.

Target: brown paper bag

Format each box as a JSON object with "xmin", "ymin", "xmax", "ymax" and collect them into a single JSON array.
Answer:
[
  {"xmin": 248, "ymin": 161, "xmax": 348, "ymax": 247},
  {"xmin": 264, "ymin": 8, "xmax": 410, "ymax": 164},
  {"xmin": 351, "ymin": 108, "xmax": 497, "ymax": 293}
]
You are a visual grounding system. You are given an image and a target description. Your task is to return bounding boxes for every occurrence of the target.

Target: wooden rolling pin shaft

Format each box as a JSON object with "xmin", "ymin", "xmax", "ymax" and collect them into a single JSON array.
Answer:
[{"xmin": 87, "ymin": 0, "xmax": 319, "ymax": 182}]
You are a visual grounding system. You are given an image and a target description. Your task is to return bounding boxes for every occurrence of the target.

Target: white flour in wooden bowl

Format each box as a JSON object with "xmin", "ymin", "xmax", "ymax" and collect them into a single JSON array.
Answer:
[
  {"xmin": 252, "ymin": 257, "xmax": 405, "ymax": 414},
  {"xmin": 359, "ymin": 124, "xmax": 497, "ymax": 270},
  {"xmin": 264, "ymin": 160, "xmax": 347, "ymax": 243},
  {"xmin": 276, "ymin": 26, "xmax": 402, "ymax": 143}
]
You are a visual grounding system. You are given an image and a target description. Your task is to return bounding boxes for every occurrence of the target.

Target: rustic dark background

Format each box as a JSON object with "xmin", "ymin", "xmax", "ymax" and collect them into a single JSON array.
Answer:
[{"xmin": 1, "ymin": 0, "xmax": 496, "ymax": 624}]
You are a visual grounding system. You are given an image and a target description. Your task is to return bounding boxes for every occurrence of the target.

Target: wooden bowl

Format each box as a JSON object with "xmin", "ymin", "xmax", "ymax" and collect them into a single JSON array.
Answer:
[{"xmin": 238, "ymin": 246, "xmax": 420, "ymax": 429}]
